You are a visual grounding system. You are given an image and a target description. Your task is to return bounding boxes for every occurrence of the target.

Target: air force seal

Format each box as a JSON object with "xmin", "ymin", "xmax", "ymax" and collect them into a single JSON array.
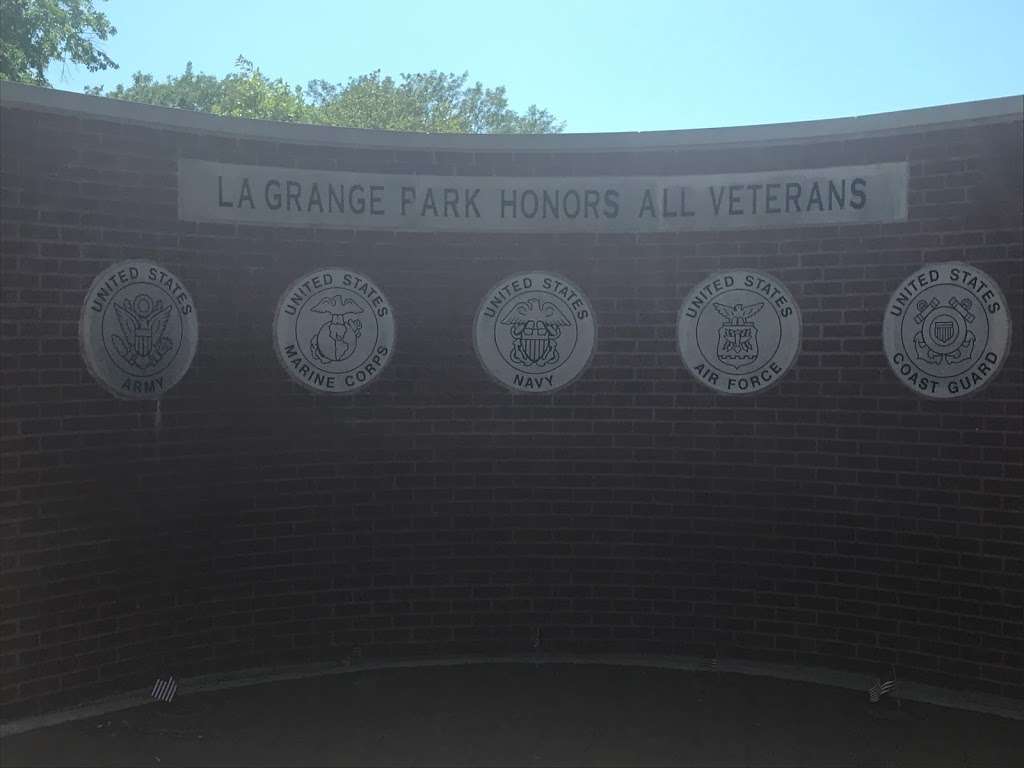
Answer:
[
  {"xmin": 474, "ymin": 271, "xmax": 596, "ymax": 393},
  {"xmin": 884, "ymin": 263, "xmax": 1010, "ymax": 399},
  {"xmin": 678, "ymin": 270, "xmax": 801, "ymax": 394},
  {"xmin": 273, "ymin": 268, "xmax": 394, "ymax": 394},
  {"xmin": 79, "ymin": 260, "xmax": 198, "ymax": 399}
]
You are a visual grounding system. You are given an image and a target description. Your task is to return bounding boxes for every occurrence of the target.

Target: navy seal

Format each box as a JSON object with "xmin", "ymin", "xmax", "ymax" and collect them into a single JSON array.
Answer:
[{"xmin": 474, "ymin": 271, "xmax": 596, "ymax": 393}]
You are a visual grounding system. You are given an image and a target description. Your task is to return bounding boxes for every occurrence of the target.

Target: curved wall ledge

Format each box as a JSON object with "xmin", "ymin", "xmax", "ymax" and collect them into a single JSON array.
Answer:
[{"xmin": 2, "ymin": 81, "xmax": 1021, "ymax": 151}]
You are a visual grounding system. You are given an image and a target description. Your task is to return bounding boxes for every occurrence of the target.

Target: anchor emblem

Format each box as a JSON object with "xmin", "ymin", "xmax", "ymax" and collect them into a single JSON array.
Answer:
[{"xmin": 912, "ymin": 296, "xmax": 976, "ymax": 366}]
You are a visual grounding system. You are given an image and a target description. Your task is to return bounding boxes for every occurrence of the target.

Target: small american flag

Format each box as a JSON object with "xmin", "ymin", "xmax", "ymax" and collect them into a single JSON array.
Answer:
[
  {"xmin": 151, "ymin": 676, "xmax": 177, "ymax": 703},
  {"xmin": 868, "ymin": 670, "xmax": 897, "ymax": 703}
]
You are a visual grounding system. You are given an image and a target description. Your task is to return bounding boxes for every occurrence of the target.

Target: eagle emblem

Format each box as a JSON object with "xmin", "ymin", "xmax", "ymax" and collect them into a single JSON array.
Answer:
[
  {"xmin": 713, "ymin": 302, "xmax": 764, "ymax": 369},
  {"xmin": 308, "ymin": 294, "xmax": 364, "ymax": 365},
  {"xmin": 500, "ymin": 298, "xmax": 571, "ymax": 368},
  {"xmin": 110, "ymin": 293, "xmax": 174, "ymax": 370}
]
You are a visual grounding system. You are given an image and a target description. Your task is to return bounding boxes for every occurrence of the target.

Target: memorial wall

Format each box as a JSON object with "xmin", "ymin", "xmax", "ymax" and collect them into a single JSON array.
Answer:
[{"xmin": 1, "ymin": 83, "xmax": 1022, "ymax": 719}]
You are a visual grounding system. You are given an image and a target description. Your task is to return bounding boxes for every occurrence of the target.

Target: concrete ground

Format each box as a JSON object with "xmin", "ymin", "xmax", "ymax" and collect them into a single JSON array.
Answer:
[{"xmin": 3, "ymin": 663, "xmax": 1022, "ymax": 767}]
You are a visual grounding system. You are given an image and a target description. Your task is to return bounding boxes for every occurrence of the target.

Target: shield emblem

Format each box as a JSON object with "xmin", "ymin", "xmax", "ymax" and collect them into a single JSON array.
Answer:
[
  {"xmin": 522, "ymin": 337, "xmax": 548, "ymax": 365},
  {"xmin": 134, "ymin": 325, "xmax": 153, "ymax": 357},
  {"xmin": 717, "ymin": 323, "xmax": 758, "ymax": 369},
  {"xmin": 511, "ymin": 320, "xmax": 558, "ymax": 367},
  {"xmin": 501, "ymin": 301, "xmax": 571, "ymax": 369},
  {"xmin": 932, "ymin": 320, "xmax": 955, "ymax": 344}
]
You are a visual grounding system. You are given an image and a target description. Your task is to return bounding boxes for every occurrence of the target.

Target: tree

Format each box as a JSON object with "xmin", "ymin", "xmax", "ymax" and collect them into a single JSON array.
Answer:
[
  {"xmin": 90, "ymin": 57, "xmax": 308, "ymax": 123},
  {"xmin": 88, "ymin": 58, "xmax": 564, "ymax": 134},
  {"xmin": 306, "ymin": 70, "xmax": 562, "ymax": 134},
  {"xmin": 0, "ymin": 0, "xmax": 117, "ymax": 86}
]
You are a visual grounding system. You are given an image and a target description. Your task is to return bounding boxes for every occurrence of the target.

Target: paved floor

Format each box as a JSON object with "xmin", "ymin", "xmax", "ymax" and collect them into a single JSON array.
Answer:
[{"xmin": 3, "ymin": 663, "xmax": 1022, "ymax": 767}]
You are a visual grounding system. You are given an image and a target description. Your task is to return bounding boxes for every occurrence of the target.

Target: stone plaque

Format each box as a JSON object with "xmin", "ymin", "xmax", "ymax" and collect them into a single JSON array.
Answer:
[
  {"xmin": 273, "ymin": 268, "xmax": 395, "ymax": 394},
  {"xmin": 883, "ymin": 263, "xmax": 1011, "ymax": 399},
  {"xmin": 678, "ymin": 270, "xmax": 801, "ymax": 394},
  {"xmin": 474, "ymin": 272, "xmax": 596, "ymax": 393},
  {"xmin": 180, "ymin": 159, "xmax": 908, "ymax": 233},
  {"xmin": 79, "ymin": 260, "xmax": 198, "ymax": 399}
]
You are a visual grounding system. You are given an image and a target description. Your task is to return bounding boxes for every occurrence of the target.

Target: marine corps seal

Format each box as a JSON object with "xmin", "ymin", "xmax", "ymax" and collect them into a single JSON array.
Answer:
[
  {"xmin": 273, "ymin": 268, "xmax": 394, "ymax": 394},
  {"xmin": 678, "ymin": 270, "xmax": 801, "ymax": 394},
  {"xmin": 79, "ymin": 260, "xmax": 198, "ymax": 399},
  {"xmin": 474, "ymin": 271, "xmax": 596, "ymax": 393},
  {"xmin": 883, "ymin": 262, "xmax": 1010, "ymax": 399}
]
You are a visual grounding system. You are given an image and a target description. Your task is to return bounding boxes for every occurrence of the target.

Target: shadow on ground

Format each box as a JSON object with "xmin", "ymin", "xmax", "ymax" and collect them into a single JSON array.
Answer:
[{"xmin": 3, "ymin": 663, "xmax": 1022, "ymax": 767}]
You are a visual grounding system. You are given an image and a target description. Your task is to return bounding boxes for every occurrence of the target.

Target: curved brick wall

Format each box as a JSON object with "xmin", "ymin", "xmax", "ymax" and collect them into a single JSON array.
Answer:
[{"xmin": 1, "ymin": 85, "xmax": 1022, "ymax": 719}]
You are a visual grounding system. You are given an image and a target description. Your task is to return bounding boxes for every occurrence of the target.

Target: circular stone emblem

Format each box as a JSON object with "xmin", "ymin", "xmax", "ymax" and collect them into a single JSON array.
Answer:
[
  {"xmin": 677, "ymin": 270, "xmax": 801, "ymax": 395},
  {"xmin": 474, "ymin": 271, "xmax": 596, "ymax": 393},
  {"xmin": 79, "ymin": 260, "xmax": 198, "ymax": 399},
  {"xmin": 273, "ymin": 268, "xmax": 395, "ymax": 394},
  {"xmin": 883, "ymin": 262, "xmax": 1011, "ymax": 399}
]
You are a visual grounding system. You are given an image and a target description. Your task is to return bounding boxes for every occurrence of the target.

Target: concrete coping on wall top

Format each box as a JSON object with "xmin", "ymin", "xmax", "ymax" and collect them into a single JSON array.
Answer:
[{"xmin": 1, "ymin": 81, "xmax": 1021, "ymax": 154}]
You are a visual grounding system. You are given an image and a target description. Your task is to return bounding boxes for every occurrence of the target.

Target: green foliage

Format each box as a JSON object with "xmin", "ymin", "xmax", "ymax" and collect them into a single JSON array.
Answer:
[
  {"xmin": 89, "ymin": 58, "xmax": 564, "ymax": 134},
  {"xmin": 87, "ymin": 57, "xmax": 308, "ymax": 123},
  {"xmin": 0, "ymin": 4, "xmax": 560, "ymax": 133},
  {"xmin": 306, "ymin": 70, "xmax": 563, "ymax": 134},
  {"xmin": 0, "ymin": 0, "xmax": 117, "ymax": 85}
]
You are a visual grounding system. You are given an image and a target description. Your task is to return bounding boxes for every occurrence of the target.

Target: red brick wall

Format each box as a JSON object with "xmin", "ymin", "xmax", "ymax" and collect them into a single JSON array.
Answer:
[{"xmin": 1, "ymin": 96, "xmax": 1022, "ymax": 718}]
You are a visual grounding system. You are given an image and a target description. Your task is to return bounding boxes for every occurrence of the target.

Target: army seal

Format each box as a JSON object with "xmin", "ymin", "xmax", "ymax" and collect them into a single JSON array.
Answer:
[
  {"xmin": 474, "ymin": 271, "xmax": 596, "ymax": 393},
  {"xmin": 273, "ymin": 268, "xmax": 395, "ymax": 394},
  {"xmin": 79, "ymin": 260, "xmax": 198, "ymax": 399},
  {"xmin": 678, "ymin": 269, "xmax": 801, "ymax": 394},
  {"xmin": 883, "ymin": 262, "xmax": 1010, "ymax": 399}
]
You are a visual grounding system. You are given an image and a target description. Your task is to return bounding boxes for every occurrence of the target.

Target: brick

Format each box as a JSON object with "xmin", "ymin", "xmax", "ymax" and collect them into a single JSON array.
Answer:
[{"xmin": 1, "ymin": 99, "xmax": 1021, "ymax": 716}]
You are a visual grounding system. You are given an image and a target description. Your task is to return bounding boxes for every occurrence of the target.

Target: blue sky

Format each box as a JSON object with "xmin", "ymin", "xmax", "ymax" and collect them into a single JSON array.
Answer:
[{"xmin": 45, "ymin": 0, "xmax": 1023, "ymax": 133}]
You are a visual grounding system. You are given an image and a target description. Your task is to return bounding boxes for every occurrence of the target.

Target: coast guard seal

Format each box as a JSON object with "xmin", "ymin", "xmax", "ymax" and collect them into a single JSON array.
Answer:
[
  {"xmin": 273, "ymin": 268, "xmax": 394, "ymax": 394},
  {"xmin": 474, "ymin": 271, "xmax": 596, "ymax": 393},
  {"xmin": 678, "ymin": 269, "xmax": 801, "ymax": 394},
  {"xmin": 883, "ymin": 263, "xmax": 1010, "ymax": 399},
  {"xmin": 79, "ymin": 260, "xmax": 198, "ymax": 399}
]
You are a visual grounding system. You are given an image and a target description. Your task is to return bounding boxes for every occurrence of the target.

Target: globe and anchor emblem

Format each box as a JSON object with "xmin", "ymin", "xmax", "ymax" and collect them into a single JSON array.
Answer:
[
  {"xmin": 307, "ymin": 293, "xmax": 364, "ymax": 365},
  {"xmin": 272, "ymin": 268, "xmax": 395, "ymax": 395},
  {"xmin": 499, "ymin": 298, "xmax": 571, "ymax": 368}
]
